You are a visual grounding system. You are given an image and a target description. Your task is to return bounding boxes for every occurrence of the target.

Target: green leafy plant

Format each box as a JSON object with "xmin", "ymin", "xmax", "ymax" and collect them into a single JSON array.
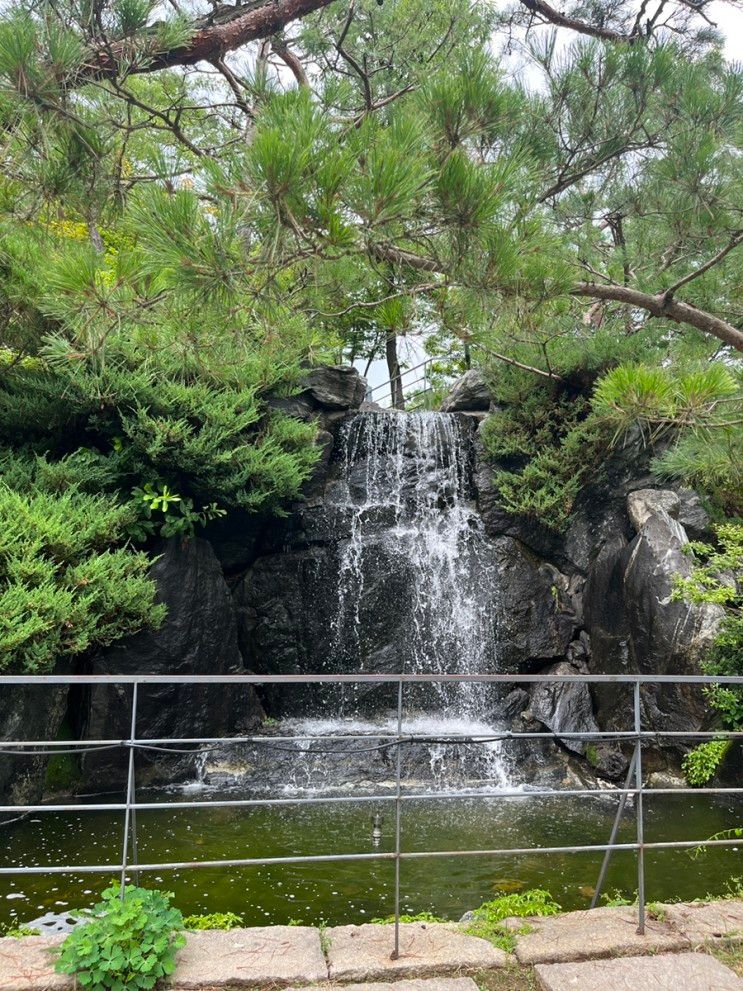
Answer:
[
  {"xmin": 674, "ymin": 523, "xmax": 742, "ymax": 785},
  {"xmin": 182, "ymin": 911, "xmax": 243, "ymax": 930},
  {"xmin": 371, "ymin": 911, "xmax": 447, "ymax": 924},
  {"xmin": 682, "ymin": 738, "xmax": 733, "ymax": 786},
  {"xmin": 55, "ymin": 885, "xmax": 185, "ymax": 991},
  {"xmin": 463, "ymin": 889, "xmax": 561, "ymax": 951},
  {"xmin": 600, "ymin": 890, "xmax": 634, "ymax": 907},
  {"xmin": 0, "ymin": 923, "xmax": 40, "ymax": 937},
  {"xmin": 130, "ymin": 483, "xmax": 227, "ymax": 540}
]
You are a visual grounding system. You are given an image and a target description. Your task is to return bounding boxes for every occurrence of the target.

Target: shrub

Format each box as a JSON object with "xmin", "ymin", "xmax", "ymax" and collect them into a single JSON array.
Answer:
[
  {"xmin": 55, "ymin": 885, "xmax": 185, "ymax": 991},
  {"xmin": 0, "ymin": 475, "xmax": 165, "ymax": 674}
]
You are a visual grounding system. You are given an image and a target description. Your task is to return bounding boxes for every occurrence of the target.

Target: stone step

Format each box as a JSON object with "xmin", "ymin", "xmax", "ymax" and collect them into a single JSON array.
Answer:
[
  {"xmin": 512, "ymin": 905, "xmax": 689, "ymax": 964},
  {"xmin": 324, "ymin": 923, "xmax": 508, "ymax": 981},
  {"xmin": 535, "ymin": 952, "xmax": 743, "ymax": 991}
]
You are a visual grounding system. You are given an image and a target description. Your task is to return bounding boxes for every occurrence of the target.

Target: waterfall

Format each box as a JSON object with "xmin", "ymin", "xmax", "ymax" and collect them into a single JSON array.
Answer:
[
  {"xmin": 334, "ymin": 412, "xmax": 498, "ymax": 703},
  {"xmin": 323, "ymin": 411, "xmax": 511, "ymax": 788},
  {"xmin": 201, "ymin": 411, "xmax": 513, "ymax": 793}
]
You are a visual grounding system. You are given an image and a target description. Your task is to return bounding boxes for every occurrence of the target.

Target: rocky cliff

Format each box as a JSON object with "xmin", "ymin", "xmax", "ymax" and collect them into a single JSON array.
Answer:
[{"xmin": 0, "ymin": 365, "xmax": 725, "ymax": 807}]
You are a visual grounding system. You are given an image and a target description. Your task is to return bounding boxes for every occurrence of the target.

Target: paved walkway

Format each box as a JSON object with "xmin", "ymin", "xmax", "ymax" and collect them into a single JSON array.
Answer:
[{"xmin": 0, "ymin": 899, "xmax": 741, "ymax": 990}]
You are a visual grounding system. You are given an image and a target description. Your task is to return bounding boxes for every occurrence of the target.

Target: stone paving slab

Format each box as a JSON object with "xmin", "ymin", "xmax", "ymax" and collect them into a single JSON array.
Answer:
[
  {"xmin": 287, "ymin": 979, "xmax": 480, "ymax": 991},
  {"xmin": 663, "ymin": 900, "xmax": 743, "ymax": 944},
  {"xmin": 534, "ymin": 951, "xmax": 743, "ymax": 991},
  {"xmin": 0, "ymin": 935, "xmax": 70, "ymax": 991},
  {"xmin": 513, "ymin": 906, "xmax": 690, "ymax": 964},
  {"xmin": 171, "ymin": 927, "xmax": 328, "ymax": 989},
  {"xmin": 325, "ymin": 923, "xmax": 508, "ymax": 981}
]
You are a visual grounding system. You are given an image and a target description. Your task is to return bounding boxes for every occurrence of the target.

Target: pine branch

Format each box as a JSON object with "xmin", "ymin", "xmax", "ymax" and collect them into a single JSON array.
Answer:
[
  {"xmin": 573, "ymin": 282, "xmax": 743, "ymax": 352},
  {"xmin": 77, "ymin": 0, "xmax": 337, "ymax": 81}
]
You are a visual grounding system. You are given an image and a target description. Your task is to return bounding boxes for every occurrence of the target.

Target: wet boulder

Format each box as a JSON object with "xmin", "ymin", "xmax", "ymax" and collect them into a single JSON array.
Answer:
[
  {"xmin": 528, "ymin": 661, "xmax": 599, "ymax": 757},
  {"xmin": 585, "ymin": 495, "xmax": 724, "ymax": 743},
  {"xmin": 627, "ymin": 488, "xmax": 681, "ymax": 531},
  {"xmin": 492, "ymin": 537, "xmax": 578, "ymax": 670},
  {"xmin": 0, "ymin": 680, "xmax": 69, "ymax": 812}
]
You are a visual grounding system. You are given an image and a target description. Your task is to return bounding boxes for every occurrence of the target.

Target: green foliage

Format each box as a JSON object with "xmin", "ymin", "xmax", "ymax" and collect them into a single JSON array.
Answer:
[
  {"xmin": 674, "ymin": 522, "xmax": 742, "ymax": 785},
  {"xmin": 600, "ymin": 890, "xmax": 634, "ymax": 907},
  {"xmin": 464, "ymin": 889, "xmax": 561, "ymax": 952},
  {"xmin": 0, "ymin": 924, "xmax": 41, "ymax": 937},
  {"xmin": 182, "ymin": 912, "xmax": 243, "ymax": 931},
  {"xmin": 371, "ymin": 911, "xmax": 447, "ymax": 924},
  {"xmin": 479, "ymin": 373, "xmax": 614, "ymax": 531},
  {"xmin": 0, "ymin": 460, "xmax": 165, "ymax": 673},
  {"xmin": 675, "ymin": 523, "xmax": 743, "ymax": 733},
  {"xmin": 682, "ymin": 738, "xmax": 733, "ymax": 786},
  {"xmin": 55, "ymin": 885, "xmax": 185, "ymax": 991},
  {"xmin": 593, "ymin": 364, "xmax": 742, "ymax": 515}
]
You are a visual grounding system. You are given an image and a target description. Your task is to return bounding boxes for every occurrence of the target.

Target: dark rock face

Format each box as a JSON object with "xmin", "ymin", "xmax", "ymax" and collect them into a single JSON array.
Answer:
[
  {"xmin": 492, "ymin": 538, "xmax": 578, "ymax": 671},
  {"xmin": 584, "ymin": 497, "xmax": 723, "ymax": 744},
  {"xmin": 0, "ymin": 681, "xmax": 69, "ymax": 812},
  {"xmin": 528, "ymin": 661, "xmax": 598, "ymax": 756},
  {"xmin": 441, "ymin": 370, "xmax": 491, "ymax": 412},
  {"xmin": 80, "ymin": 537, "xmax": 262, "ymax": 788}
]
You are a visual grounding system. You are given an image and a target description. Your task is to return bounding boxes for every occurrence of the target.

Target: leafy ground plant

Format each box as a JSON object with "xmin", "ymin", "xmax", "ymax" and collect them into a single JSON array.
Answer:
[
  {"xmin": 55, "ymin": 885, "xmax": 185, "ymax": 991},
  {"xmin": 182, "ymin": 911, "xmax": 243, "ymax": 930},
  {"xmin": 464, "ymin": 889, "xmax": 561, "ymax": 952}
]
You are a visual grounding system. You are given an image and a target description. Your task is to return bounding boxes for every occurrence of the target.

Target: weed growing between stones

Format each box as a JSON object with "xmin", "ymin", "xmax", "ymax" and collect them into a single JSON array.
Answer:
[
  {"xmin": 55, "ymin": 885, "xmax": 184, "ymax": 991},
  {"xmin": 183, "ymin": 912, "xmax": 243, "ymax": 931},
  {"xmin": 464, "ymin": 889, "xmax": 561, "ymax": 952}
]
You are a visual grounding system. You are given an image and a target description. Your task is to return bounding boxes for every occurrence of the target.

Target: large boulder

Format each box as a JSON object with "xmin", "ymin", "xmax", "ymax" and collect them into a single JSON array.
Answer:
[
  {"xmin": 441, "ymin": 370, "xmax": 491, "ymax": 412},
  {"xmin": 627, "ymin": 488, "xmax": 680, "ymax": 531},
  {"xmin": 493, "ymin": 537, "xmax": 579, "ymax": 671},
  {"xmin": 81, "ymin": 537, "xmax": 262, "ymax": 788},
  {"xmin": 528, "ymin": 660, "xmax": 598, "ymax": 756},
  {"xmin": 302, "ymin": 365, "xmax": 367, "ymax": 410},
  {"xmin": 585, "ymin": 494, "xmax": 724, "ymax": 744}
]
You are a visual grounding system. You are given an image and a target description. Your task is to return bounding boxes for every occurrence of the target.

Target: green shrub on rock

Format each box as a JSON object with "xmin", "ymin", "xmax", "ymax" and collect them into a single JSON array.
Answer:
[
  {"xmin": 0, "ymin": 477, "xmax": 164, "ymax": 674},
  {"xmin": 55, "ymin": 885, "xmax": 185, "ymax": 991}
]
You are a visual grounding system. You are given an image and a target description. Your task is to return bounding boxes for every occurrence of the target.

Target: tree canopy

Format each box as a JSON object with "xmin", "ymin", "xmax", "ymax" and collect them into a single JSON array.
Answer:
[{"xmin": 0, "ymin": 0, "xmax": 741, "ymax": 670}]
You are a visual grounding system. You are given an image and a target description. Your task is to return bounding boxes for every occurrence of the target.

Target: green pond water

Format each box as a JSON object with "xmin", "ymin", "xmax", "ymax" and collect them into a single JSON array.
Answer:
[{"xmin": 2, "ymin": 788, "xmax": 741, "ymax": 928}]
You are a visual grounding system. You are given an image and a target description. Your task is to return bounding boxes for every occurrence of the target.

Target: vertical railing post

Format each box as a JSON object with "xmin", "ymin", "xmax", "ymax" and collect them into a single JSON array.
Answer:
[
  {"xmin": 391, "ymin": 678, "xmax": 404, "ymax": 960},
  {"xmin": 590, "ymin": 747, "xmax": 638, "ymax": 909},
  {"xmin": 120, "ymin": 681, "xmax": 139, "ymax": 896},
  {"xmin": 633, "ymin": 681, "xmax": 645, "ymax": 934}
]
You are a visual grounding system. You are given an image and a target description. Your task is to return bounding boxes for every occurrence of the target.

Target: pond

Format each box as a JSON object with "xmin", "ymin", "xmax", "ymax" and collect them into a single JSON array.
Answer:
[{"xmin": 2, "ymin": 785, "xmax": 741, "ymax": 928}]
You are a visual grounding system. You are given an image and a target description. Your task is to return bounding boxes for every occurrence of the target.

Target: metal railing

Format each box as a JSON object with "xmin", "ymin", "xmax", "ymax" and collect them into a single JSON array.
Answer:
[
  {"xmin": 1, "ymin": 671, "xmax": 742, "ymax": 959},
  {"xmin": 368, "ymin": 358, "xmax": 443, "ymax": 410}
]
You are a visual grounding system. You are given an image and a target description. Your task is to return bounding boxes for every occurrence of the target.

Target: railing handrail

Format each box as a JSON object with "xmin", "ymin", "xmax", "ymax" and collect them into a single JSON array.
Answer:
[
  {"xmin": 2, "ymin": 672, "xmax": 742, "ymax": 685},
  {"xmin": 1, "ymin": 670, "xmax": 742, "ymax": 954}
]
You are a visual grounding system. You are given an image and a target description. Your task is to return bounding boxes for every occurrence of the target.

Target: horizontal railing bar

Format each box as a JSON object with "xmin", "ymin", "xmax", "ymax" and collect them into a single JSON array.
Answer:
[
  {"xmin": 3, "ymin": 785, "xmax": 743, "ymax": 817},
  {"xmin": 2, "ymin": 673, "xmax": 742, "ymax": 685},
  {"xmin": 369, "ymin": 358, "xmax": 438, "ymax": 394},
  {"xmin": 3, "ymin": 836, "xmax": 740, "ymax": 877},
  {"xmin": 4, "ymin": 729, "xmax": 743, "ymax": 748}
]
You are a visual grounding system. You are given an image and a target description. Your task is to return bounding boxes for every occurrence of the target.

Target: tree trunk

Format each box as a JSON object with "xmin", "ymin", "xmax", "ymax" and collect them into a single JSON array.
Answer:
[{"xmin": 385, "ymin": 331, "xmax": 404, "ymax": 410}]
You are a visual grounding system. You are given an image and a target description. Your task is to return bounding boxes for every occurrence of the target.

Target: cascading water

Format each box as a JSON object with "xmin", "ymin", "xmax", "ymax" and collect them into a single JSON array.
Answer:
[
  {"xmin": 291, "ymin": 411, "xmax": 511, "ymax": 790},
  {"xmin": 335, "ymin": 412, "xmax": 499, "ymax": 705}
]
